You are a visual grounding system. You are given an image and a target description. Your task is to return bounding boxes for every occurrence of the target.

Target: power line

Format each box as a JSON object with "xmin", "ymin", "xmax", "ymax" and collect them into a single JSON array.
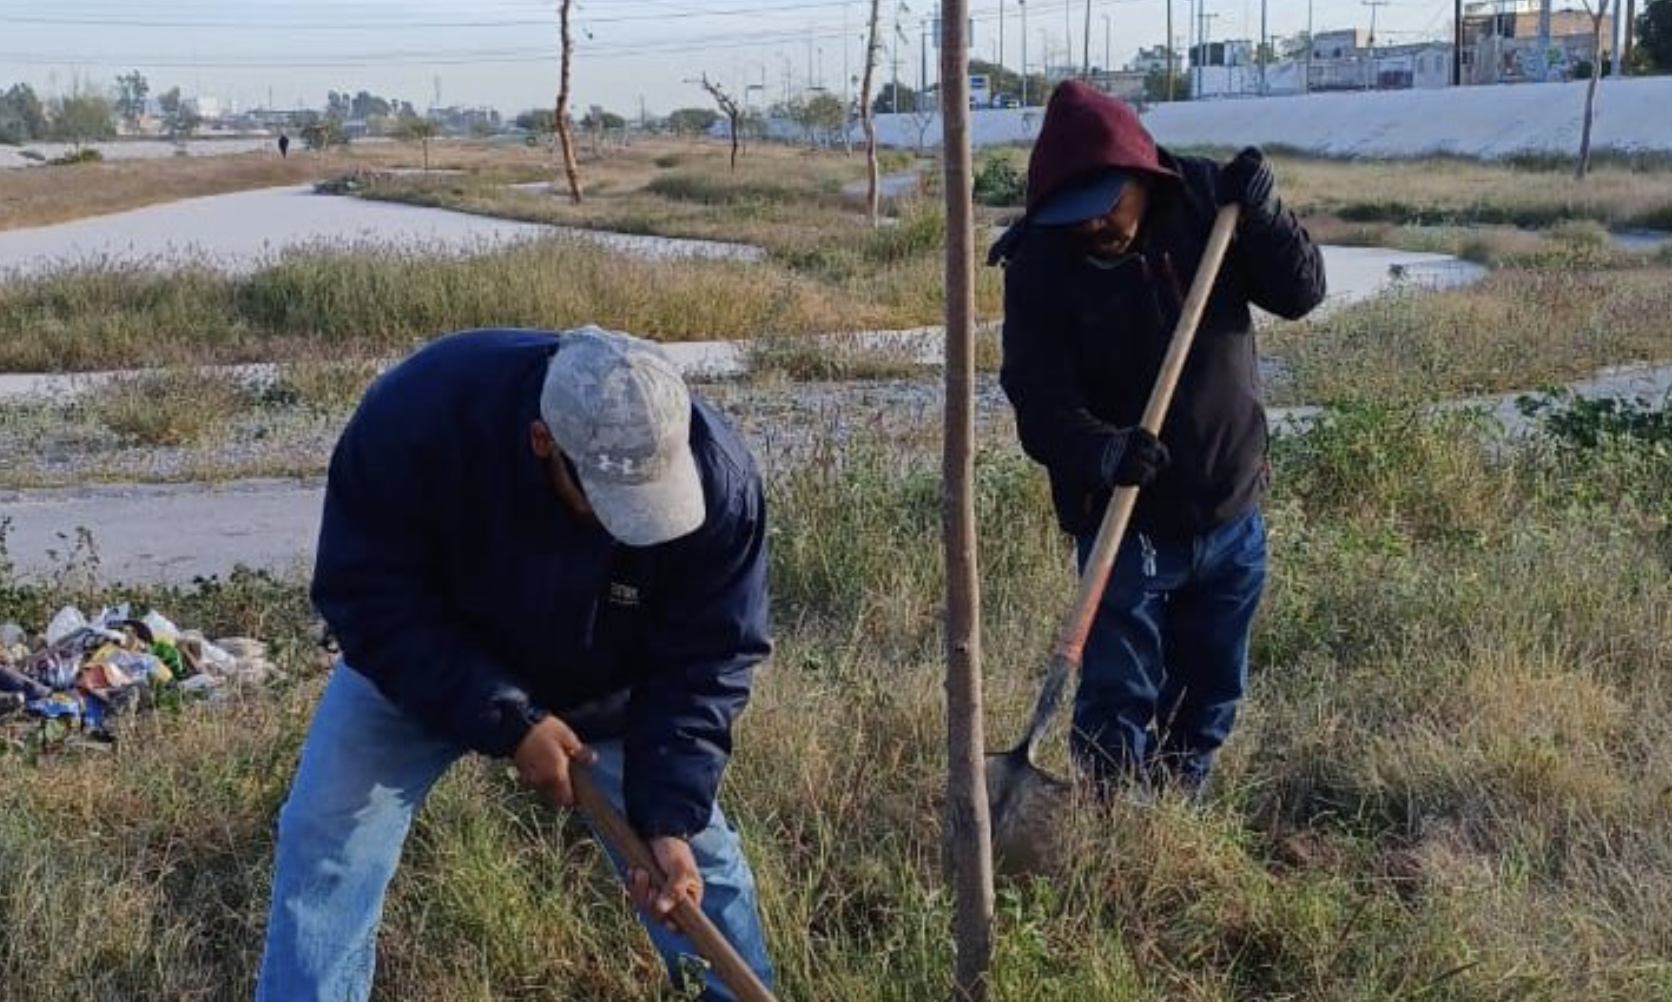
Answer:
[
  {"xmin": 0, "ymin": 0, "xmax": 872, "ymax": 29},
  {"xmin": 1, "ymin": 1, "xmax": 1451, "ymax": 77}
]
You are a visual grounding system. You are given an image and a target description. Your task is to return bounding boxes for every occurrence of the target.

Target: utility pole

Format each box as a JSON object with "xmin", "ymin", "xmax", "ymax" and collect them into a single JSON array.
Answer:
[
  {"xmin": 1167, "ymin": 0, "xmax": 1176, "ymax": 99},
  {"xmin": 1453, "ymin": 0, "xmax": 1463, "ymax": 85},
  {"xmin": 1363, "ymin": 0, "xmax": 1390, "ymax": 90},
  {"xmin": 892, "ymin": 3, "xmax": 903, "ymax": 112},
  {"xmin": 1259, "ymin": 0, "xmax": 1268, "ymax": 94},
  {"xmin": 1535, "ymin": 0, "xmax": 1552, "ymax": 81},
  {"xmin": 921, "ymin": 15, "xmax": 929, "ymax": 94},
  {"xmin": 1197, "ymin": 5, "xmax": 1218, "ymax": 98},
  {"xmin": 1064, "ymin": 0, "xmax": 1074, "ymax": 78},
  {"xmin": 933, "ymin": 3, "xmax": 942, "ymax": 92},
  {"xmin": 1611, "ymin": 0, "xmax": 1623, "ymax": 76},
  {"xmin": 1104, "ymin": 13, "xmax": 1112, "ymax": 75},
  {"xmin": 844, "ymin": 3, "xmax": 851, "ymax": 107},
  {"xmin": 1307, "ymin": 0, "xmax": 1315, "ymax": 92},
  {"xmin": 1084, "ymin": 0, "xmax": 1093, "ymax": 76},
  {"xmin": 1625, "ymin": 0, "xmax": 1636, "ymax": 73},
  {"xmin": 1020, "ymin": 0, "xmax": 1029, "ymax": 104},
  {"xmin": 1187, "ymin": 0, "xmax": 1198, "ymax": 98}
]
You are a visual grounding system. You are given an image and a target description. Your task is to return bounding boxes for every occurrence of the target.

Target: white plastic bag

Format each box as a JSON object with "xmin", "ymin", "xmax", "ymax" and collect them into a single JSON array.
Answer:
[
  {"xmin": 141, "ymin": 611, "xmax": 182, "ymax": 644},
  {"xmin": 44, "ymin": 606, "xmax": 87, "ymax": 646}
]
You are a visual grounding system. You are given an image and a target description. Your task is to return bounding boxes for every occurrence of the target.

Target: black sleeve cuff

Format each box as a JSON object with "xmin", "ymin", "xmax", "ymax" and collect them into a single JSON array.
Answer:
[{"xmin": 479, "ymin": 695, "xmax": 544, "ymax": 759}]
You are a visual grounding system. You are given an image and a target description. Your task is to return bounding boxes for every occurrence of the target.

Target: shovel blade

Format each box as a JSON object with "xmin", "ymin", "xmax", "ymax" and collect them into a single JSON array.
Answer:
[{"xmin": 985, "ymin": 747, "xmax": 1073, "ymax": 877}]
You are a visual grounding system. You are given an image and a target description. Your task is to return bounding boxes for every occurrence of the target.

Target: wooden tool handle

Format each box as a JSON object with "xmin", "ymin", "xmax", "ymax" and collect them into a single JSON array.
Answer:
[
  {"xmin": 569, "ymin": 762, "xmax": 781, "ymax": 1002},
  {"xmin": 1052, "ymin": 203, "xmax": 1242, "ymax": 667}
]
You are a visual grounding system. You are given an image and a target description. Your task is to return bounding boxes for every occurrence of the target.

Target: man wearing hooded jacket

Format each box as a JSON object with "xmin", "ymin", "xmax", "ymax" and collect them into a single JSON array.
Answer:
[{"xmin": 990, "ymin": 81, "xmax": 1327, "ymax": 797}]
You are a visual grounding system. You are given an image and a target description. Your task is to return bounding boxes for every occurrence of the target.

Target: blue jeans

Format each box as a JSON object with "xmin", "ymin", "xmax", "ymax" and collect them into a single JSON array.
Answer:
[
  {"xmin": 255, "ymin": 665, "xmax": 774, "ymax": 1002},
  {"xmin": 1072, "ymin": 507, "xmax": 1267, "ymax": 794}
]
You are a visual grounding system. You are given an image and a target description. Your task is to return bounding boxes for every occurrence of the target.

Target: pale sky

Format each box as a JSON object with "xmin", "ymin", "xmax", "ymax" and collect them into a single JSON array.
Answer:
[{"xmin": 1, "ymin": 0, "xmax": 1463, "ymax": 118}]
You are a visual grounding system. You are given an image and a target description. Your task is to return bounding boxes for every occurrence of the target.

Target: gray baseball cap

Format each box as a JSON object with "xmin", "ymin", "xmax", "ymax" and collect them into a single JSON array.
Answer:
[{"xmin": 540, "ymin": 327, "xmax": 705, "ymax": 546}]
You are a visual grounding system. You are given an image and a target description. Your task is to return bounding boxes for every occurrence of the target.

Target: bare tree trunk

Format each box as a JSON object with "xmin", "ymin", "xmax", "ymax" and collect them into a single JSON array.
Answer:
[
  {"xmin": 1576, "ymin": 0, "xmax": 1610, "ymax": 180},
  {"xmin": 862, "ymin": 0, "xmax": 883, "ymax": 226},
  {"xmin": 555, "ymin": 0, "xmax": 583, "ymax": 204},
  {"xmin": 938, "ymin": 3, "xmax": 993, "ymax": 1001},
  {"xmin": 699, "ymin": 75, "xmax": 743, "ymax": 172}
]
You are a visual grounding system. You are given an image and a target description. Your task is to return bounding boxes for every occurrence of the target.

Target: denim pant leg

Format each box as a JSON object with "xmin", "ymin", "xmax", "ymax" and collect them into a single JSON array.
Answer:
[
  {"xmin": 256, "ymin": 665, "xmax": 464, "ymax": 1002},
  {"xmin": 1070, "ymin": 530, "xmax": 1174, "ymax": 787},
  {"xmin": 1156, "ymin": 508, "xmax": 1267, "ymax": 788},
  {"xmin": 582, "ymin": 743, "xmax": 776, "ymax": 1002}
]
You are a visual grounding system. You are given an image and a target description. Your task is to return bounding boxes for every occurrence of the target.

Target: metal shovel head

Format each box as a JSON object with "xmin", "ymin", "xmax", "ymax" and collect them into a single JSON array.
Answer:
[{"xmin": 985, "ymin": 744, "xmax": 1073, "ymax": 878}]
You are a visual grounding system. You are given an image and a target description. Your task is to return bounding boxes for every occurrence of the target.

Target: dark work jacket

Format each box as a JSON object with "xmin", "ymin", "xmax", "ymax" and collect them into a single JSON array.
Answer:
[
  {"xmin": 993, "ymin": 151, "xmax": 1327, "ymax": 538},
  {"xmin": 311, "ymin": 329, "xmax": 769, "ymax": 838}
]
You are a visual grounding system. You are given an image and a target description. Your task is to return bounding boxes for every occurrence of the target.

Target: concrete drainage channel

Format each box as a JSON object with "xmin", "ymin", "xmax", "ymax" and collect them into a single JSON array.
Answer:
[{"xmin": 0, "ymin": 184, "xmax": 1652, "ymax": 585}]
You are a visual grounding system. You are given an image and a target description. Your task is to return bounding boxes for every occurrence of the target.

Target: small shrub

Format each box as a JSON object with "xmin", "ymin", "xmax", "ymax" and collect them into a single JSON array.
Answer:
[
  {"xmin": 312, "ymin": 172, "xmax": 368, "ymax": 196},
  {"xmin": 85, "ymin": 368, "xmax": 254, "ymax": 446},
  {"xmin": 260, "ymin": 359, "xmax": 381, "ymax": 414},
  {"xmin": 745, "ymin": 333, "xmax": 925, "ymax": 383},
  {"xmin": 1517, "ymin": 390, "xmax": 1672, "ymax": 449},
  {"xmin": 860, "ymin": 199, "xmax": 944, "ymax": 264},
  {"xmin": 47, "ymin": 148, "xmax": 103, "ymax": 166},
  {"xmin": 646, "ymin": 171, "xmax": 800, "ymax": 206},
  {"xmin": 973, "ymin": 154, "xmax": 1025, "ymax": 207}
]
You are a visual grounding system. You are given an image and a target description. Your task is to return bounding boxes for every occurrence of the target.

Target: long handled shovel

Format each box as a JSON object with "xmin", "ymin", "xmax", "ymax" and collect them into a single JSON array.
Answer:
[
  {"xmin": 570, "ymin": 762, "xmax": 781, "ymax": 1002},
  {"xmin": 986, "ymin": 203, "xmax": 1242, "ymax": 875}
]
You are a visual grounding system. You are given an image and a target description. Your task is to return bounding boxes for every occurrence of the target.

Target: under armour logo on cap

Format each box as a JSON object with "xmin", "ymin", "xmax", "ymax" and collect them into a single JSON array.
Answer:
[{"xmin": 540, "ymin": 327, "xmax": 705, "ymax": 546}]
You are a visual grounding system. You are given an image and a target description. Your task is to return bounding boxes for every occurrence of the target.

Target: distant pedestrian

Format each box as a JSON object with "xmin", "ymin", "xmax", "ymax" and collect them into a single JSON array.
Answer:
[{"xmin": 277, "ymin": 132, "xmax": 290, "ymax": 158}]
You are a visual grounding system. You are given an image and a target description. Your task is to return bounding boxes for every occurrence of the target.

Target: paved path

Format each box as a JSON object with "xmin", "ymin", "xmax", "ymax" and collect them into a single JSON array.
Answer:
[
  {"xmin": 0, "ymin": 185, "xmax": 760, "ymax": 279},
  {"xmin": 0, "ymin": 478, "xmax": 322, "ymax": 583},
  {"xmin": 838, "ymin": 170, "xmax": 925, "ymax": 202}
]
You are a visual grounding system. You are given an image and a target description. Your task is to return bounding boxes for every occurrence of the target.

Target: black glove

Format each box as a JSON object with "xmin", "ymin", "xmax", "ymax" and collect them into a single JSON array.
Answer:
[
  {"xmin": 1219, "ymin": 146, "xmax": 1280, "ymax": 229},
  {"xmin": 1099, "ymin": 427, "xmax": 1171, "ymax": 489}
]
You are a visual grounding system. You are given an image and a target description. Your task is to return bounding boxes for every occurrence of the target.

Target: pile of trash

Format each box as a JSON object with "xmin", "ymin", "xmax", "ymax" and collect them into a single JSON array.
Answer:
[{"xmin": 0, "ymin": 603, "xmax": 277, "ymax": 748}]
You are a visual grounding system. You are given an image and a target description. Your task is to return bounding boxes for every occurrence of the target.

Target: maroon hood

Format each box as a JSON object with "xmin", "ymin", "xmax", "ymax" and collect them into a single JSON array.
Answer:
[{"xmin": 1025, "ymin": 81, "xmax": 1177, "ymax": 215}]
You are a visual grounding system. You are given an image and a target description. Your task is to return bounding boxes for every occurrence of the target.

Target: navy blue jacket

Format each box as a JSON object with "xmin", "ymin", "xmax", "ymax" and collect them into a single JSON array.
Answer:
[{"xmin": 312, "ymin": 329, "xmax": 770, "ymax": 838}]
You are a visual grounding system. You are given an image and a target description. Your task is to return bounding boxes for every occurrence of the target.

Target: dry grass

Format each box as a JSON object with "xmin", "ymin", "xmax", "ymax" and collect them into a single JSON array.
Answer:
[
  {"xmin": 0, "ymin": 153, "xmax": 316, "ymax": 231},
  {"xmin": 261, "ymin": 357, "xmax": 383, "ymax": 414},
  {"xmin": 0, "ymin": 238, "xmax": 913, "ymax": 372},
  {"xmin": 82, "ymin": 367, "xmax": 256, "ymax": 447},
  {"xmin": 1263, "ymin": 265, "xmax": 1672, "ymax": 404},
  {"xmin": 744, "ymin": 333, "xmax": 929, "ymax": 383},
  {"xmin": 1302, "ymin": 214, "xmax": 1657, "ymax": 269},
  {"xmin": 356, "ymin": 138, "xmax": 881, "ymax": 259},
  {"xmin": 1272, "ymin": 153, "xmax": 1672, "ymax": 230},
  {"xmin": 3, "ymin": 406, "xmax": 1671, "ymax": 999},
  {"xmin": 0, "ymin": 138, "xmax": 1007, "ymax": 372},
  {"xmin": 0, "ymin": 139, "xmax": 553, "ymax": 232}
]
